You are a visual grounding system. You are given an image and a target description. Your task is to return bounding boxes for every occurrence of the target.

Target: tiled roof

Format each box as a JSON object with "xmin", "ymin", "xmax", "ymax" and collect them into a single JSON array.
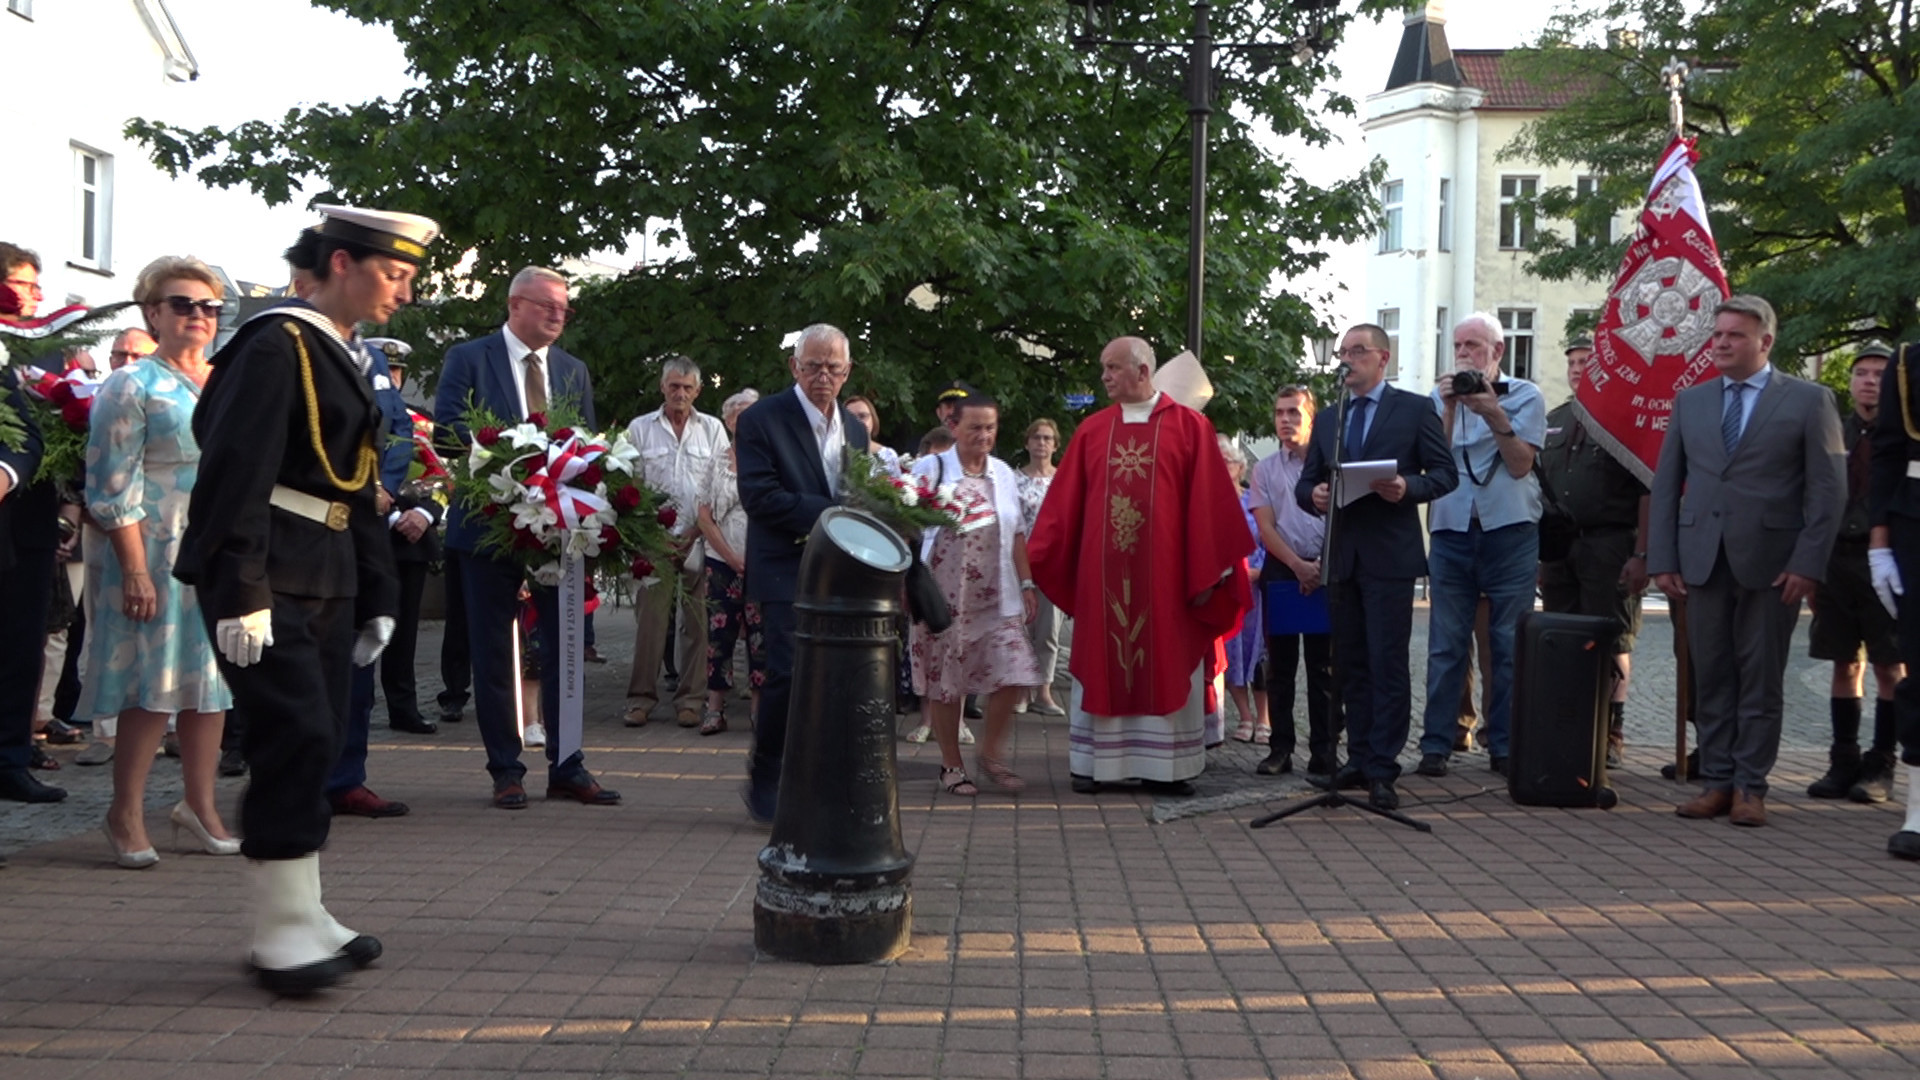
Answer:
[{"xmin": 1454, "ymin": 49, "xmax": 1588, "ymax": 110}]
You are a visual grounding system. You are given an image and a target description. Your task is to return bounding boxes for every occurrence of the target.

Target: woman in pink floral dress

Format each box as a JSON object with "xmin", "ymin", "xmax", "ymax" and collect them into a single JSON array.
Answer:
[{"xmin": 908, "ymin": 396, "xmax": 1040, "ymax": 796}]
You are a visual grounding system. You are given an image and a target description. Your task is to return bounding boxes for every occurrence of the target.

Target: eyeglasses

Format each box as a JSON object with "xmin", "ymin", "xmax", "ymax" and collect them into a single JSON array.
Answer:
[
  {"xmin": 4, "ymin": 277, "xmax": 43, "ymax": 299},
  {"xmin": 798, "ymin": 361, "xmax": 851, "ymax": 379},
  {"xmin": 109, "ymin": 349, "xmax": 154, "ymax": 361},
  {"xmin": 1335, "ymin": 345, "xmax": 1379, "ymax": 360},
  {"xmin": 159, "ymin": 295, "xmax": 225, "ymax": 318},
  {"xmin": 515, "ymin": 296, "xmax": 575, "ymax": 320}
]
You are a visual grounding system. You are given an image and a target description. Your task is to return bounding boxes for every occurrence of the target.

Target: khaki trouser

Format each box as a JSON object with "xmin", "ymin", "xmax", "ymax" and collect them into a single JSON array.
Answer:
[{"xmin": 625, "ymin": 568, "xmax": 709, "ymax": 718}]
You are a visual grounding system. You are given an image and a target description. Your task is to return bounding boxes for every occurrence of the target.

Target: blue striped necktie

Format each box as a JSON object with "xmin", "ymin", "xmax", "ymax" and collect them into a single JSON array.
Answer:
[{"xmin": 1721, "ymin": 381, "xmax": 1746, "ymax": 456}]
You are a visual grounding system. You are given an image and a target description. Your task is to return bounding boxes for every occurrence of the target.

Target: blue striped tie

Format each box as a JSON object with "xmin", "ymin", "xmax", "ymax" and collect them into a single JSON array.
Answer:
[{"xmin": 1721, "ymin": 381, "xmax": 1746, "ymax": 456}]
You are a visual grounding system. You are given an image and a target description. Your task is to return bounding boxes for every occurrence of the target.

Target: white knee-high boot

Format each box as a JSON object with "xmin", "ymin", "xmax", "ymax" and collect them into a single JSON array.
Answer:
[
  {"xmin": 1890, "ymin": 767, "xmax": 1920, "ymax": 860},
  {"xmin": 250, "ymin": 854, "xmax": 353, "ymax": 994}
]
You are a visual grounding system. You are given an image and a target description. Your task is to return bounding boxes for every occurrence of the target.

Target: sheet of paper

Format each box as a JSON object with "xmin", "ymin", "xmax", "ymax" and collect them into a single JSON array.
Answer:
[{"xmin": 1336, "ymin": 460, "xmax": 1399, "ymax": 507}]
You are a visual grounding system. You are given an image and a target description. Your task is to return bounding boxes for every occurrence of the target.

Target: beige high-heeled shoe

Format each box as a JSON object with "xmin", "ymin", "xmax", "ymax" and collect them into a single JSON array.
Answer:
[
  {"xmin": 170, "ymin": 801, "xmax": 240, "ymax": 856},
  {"xmin": 103, "ymin": 821, "xmax": 158, "ymax": 869}
]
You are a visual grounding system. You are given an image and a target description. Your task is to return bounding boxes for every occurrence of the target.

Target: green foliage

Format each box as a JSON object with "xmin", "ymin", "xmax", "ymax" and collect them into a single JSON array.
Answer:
[
  {"xmin": 1505, "ymin": 1, "xmax": 1920, "ymax": 361},
  {"xmin": 129, "ymin": 0, "xmax": 1398, "ymax": 445}
]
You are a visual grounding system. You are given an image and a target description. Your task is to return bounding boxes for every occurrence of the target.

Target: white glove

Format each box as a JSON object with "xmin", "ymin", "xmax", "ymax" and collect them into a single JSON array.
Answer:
[
  {"xmin": 216, "ymin": 610, "xmax": 274, "ymax": 668},
  {"xmin": 1870, "ymin": 547, "xmax": 1904, "ymax": 617},
  {"xmin": 352, "ymin": 616, "xmax": 395, "ymax": 667}
]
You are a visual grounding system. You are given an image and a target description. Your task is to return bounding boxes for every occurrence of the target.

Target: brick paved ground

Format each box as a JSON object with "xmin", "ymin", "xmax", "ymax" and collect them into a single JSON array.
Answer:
[{"xmin": 3, "ymin": 601, "xmax": 1918, "ymax": 1079}]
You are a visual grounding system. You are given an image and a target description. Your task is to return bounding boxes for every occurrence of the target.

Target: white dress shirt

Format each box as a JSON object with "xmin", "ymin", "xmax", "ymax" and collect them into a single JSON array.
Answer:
[
  {"xmin": 792, "ymin": 384, "xmax": 846, "ymax": 496},
  {"xmin": 625, "ymin": 407, "xmax": 729, "ymax": 538},
  {"xmin": 501, "ymin": 324, "xmax": 550, "ymax": 421}
]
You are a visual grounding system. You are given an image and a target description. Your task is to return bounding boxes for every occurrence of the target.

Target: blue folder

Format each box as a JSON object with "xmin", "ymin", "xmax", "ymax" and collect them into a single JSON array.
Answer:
[{"xmin": 1264, "ymin": 581, "xmax": 1331, "ymax": 635}]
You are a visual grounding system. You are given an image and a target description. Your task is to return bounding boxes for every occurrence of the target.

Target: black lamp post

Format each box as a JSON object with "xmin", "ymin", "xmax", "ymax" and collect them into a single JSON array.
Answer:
[{"xmin": 1068, "ymin": 1, "xmax": 1341, "ymax": 362}]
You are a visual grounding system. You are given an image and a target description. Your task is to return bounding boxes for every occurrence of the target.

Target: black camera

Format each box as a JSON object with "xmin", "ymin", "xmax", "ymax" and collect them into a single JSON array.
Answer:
[{"xmin": 1450, "ymin": 369, "xmax": 1510, "ymax": 397}]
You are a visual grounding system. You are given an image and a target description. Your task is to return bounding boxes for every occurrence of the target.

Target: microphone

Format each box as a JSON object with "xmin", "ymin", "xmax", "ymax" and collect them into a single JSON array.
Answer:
[{"xmin": 1334, "ymin": 362, "xmax": 1352, "ymax": 377}]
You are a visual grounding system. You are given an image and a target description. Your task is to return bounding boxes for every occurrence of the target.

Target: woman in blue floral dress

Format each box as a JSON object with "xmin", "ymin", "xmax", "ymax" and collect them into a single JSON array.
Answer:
[{"xmin": 81, "ymin": 256, "xmax": 235, "ymax": 867}]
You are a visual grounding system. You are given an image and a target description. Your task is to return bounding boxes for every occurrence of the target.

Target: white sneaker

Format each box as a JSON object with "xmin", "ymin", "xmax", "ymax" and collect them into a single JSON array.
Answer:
[
  {"xmin": 905, "ymin": 724, "xmax": 932, "ymax": 743},
  {"xmin": 522, "ymin": 723, "xmax": 546, "ymax": 748},
  {"xmin": 958, "ymin": 722, "xmax": 975, "ymax": 746}
]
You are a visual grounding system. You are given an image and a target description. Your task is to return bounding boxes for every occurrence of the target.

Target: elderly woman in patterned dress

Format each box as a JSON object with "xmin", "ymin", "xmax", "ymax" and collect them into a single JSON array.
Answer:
[
  {"xmin": 82, "ymin": 256, "xmax": 236, "ymax": 868},
  {"xmin": 908, "ymin": 395, "xmax": 1041, "ymax": 796}
]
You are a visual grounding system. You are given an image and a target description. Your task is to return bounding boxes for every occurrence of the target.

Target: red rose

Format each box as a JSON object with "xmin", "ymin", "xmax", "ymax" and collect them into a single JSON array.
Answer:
[
  {"xmin": 631, "ymin": 556, "xmax": 655, "ymax": 578},
  {"xmin": 600, "ymin": 524, "xmax": 621, "ymax": 547},
  {"xmin": 525, "ymin": 412, "xmax": 548, "ymax": 428},
  {"xmin": 614, "ymin": 484, "xmax": 642, "ymax": 511},
  {"xmin": 60, "ymin": 400, "xmax": 90, "ymax": 430},
  {"xmin": 46, "ymin": 380, "xmax": 75, "ymax": 406},
  {"xmin": 579, "ymin": 462, "xmax": 604, "ymax": 487},
  {"xmin": 476, "ymin": 426, "xmax": 502, "ymax": 447},
  {"xmin": 481, "ymin": 503, "xmax": 500, "ymax": 517},
  {"xmin": 555, "ymin": 427, "xmax": 575, "ymax": 442},
  {"xmin": 512, "ymin": 527, "xmax": 544, "ymax": 552},
  {"xmin": 657, "ymin": 506, "xmax": 678, "ymax": 529}
]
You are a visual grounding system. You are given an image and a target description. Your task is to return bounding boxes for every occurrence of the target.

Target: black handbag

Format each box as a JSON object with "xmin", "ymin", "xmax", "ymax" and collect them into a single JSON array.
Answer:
[{"xmin": 903, "ymin": 547, "xmax": 953, "ymax": 633}]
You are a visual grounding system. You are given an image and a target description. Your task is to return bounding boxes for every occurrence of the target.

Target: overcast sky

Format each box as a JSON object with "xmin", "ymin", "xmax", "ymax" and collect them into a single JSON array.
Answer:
[{"xmin": 160, "ymin": 0, "xmax": 1570, "ymax": 309}]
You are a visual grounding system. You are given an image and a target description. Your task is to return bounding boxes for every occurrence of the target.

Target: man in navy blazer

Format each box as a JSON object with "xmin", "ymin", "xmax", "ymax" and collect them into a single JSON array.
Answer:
[
  {"xmin": 434, "ymin": 267, "xmax": 617, "ymax": 809},
  {"xmin": 734, "ymin": 323, "xmax": 870, "ymax": 821},
  {"xmin": 1296, "ymin": 323, "xmax": 1457, "ymax": 810}
]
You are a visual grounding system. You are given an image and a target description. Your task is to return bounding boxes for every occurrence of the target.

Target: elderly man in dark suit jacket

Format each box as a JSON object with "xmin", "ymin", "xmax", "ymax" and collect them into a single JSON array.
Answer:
[
  {"xmin": 1650, "ymin": 294, "xmax": 1845, "ymax": 828},
  {"xmin": 434, "ymin": 267, "xmax": 617, "ymax": 810},
  {"xmin": 1295, "ymin": 323, "xmax": 1456, "ymax": 811},
  {"xmin": 734, "ymin": 323, "xmax": 870, "ymax": 822}
]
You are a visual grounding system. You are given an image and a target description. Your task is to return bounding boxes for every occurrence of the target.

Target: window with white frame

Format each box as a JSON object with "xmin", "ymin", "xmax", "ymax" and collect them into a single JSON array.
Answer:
[
  {"xmin": 1437, "ymin": 179, "xmax": 1452, "ymax": 252},
  {"xmin": 1378, "ymin": 180, "xmax": 1404, "ymax": 254},
  {"xmin": 1498, "ymin": 308, "xmax": 1535, "ymax": 382},
  {"xmin": 1499, "ymin": 175, "xmax": 1537, "ymax": 250},
  {"xmin": 1378, "ymin": 308, "xmax": 1400, "ymax": 378},
  {"xmin": 73, "ymin": 146, "xmax": 112, "ymax": 271},
  {"xmin": 1575, "ymin": 175, "xmax": 1610, "ymax": 247},
  {"xmin": 8, "ymin": 0, "xmax": 33, "ymax": 21},
  {"xmin": 1434, "ymin": 306, "xmax": 1450, "ymax": 379}
]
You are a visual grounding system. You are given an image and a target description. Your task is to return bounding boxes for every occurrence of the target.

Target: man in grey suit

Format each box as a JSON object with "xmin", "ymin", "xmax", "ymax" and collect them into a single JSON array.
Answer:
[{"xmin": 1649, "ymin": 294, "xmax": 1846, "ymax": 827}]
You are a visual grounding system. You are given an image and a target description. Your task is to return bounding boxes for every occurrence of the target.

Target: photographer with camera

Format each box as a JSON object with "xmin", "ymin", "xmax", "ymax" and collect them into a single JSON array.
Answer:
[{"xmin": 1414, "ymin": 313, "xmax": 1547, "ymax": 780}]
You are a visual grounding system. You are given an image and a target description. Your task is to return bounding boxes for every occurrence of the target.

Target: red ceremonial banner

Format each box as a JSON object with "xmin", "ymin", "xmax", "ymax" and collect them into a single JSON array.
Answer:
[{"xmin": 1576, "ymin": 136, "xmax": 1730, "ymax": 485}]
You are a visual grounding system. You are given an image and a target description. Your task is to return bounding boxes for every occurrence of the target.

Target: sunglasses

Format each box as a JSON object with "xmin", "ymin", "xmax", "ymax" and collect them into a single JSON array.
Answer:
[{"xmin": 158, "ymin": 295, "xmax": 225, "ymax": 318}]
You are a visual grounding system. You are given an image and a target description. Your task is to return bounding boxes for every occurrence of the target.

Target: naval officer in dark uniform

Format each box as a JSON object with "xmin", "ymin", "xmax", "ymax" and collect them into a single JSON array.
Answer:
[
  {"xmin": 175, "ymin": 205, "xmax": 438, "ymax": 993},
  {"xmin": 1866, "ymin": 342, "xmax": 1920, "ymax": 861}
]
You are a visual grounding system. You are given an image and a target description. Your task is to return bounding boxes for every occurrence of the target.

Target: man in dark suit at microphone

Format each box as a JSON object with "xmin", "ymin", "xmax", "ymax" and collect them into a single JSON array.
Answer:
[{"xmin": 1296, "ymin": 324, "xmax": 1456, "ymax": 810}]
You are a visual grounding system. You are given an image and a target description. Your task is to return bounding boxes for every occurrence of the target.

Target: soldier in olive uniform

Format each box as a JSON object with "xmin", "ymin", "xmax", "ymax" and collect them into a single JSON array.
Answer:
[
  {"xmin": 1538, "ymin": 337, "xmax": 1650, "ymax": 766},
  {"xmin": 1865, "ymin": 343, "xmax": 1920, "ymax": 860},
  {"xmin": 1808, "ymin": 345, "xmax": 1904, "ymax": 802},
  {"xmin": 175, "ymin": 206, "xmax": 437, "ymax": 993}
]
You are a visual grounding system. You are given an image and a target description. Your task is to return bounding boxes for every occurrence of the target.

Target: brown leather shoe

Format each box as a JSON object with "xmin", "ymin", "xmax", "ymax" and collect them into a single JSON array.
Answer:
[
  {"xmin": 1676, "ymin": 788, "xmax": 1733, "ymax": 819},
  {"xmin": 330, "ymin": 786, "xmax": 410, "ymax": 818},
  {"xmin": 492, "ymin": 780, "xmax": 528, "ymax": 810},
  {"xmin": 1729, "ymin": 789, "xmax": 1767, "ymax": 827}
]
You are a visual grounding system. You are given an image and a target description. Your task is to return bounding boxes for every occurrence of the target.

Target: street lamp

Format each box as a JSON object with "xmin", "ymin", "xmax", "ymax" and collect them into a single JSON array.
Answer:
[{"xmin": 1068, "ymin": 1, "xmax": 1342, "ymax": 362}]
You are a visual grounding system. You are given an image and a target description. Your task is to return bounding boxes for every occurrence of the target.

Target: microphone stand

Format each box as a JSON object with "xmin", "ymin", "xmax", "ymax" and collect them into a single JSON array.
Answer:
[{"xmin": 1251, "ymin": 366, "xmax": 1430, "ymax": 833}]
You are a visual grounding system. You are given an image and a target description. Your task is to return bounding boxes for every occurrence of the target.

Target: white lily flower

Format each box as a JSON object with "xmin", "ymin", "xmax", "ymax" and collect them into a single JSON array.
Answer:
[
  {"xmin": 530, "ymin": 560, "xmax": 563, "ymax": 586},
  {"xmin": 512, "ymin": 500, "xmax": 558, "ymax": 533},
  {"xmin": 502, "ymin": 422, "xmax": 546, "ymax": 450},
  {"xmin": 487, "ymin": 471, "xmax": 523, "ymax": 502}
]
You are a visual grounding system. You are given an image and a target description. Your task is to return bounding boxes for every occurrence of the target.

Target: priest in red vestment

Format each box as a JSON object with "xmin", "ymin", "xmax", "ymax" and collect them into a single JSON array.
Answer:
[{"xmin": 1029, "ymin": 337, "xmax": 1252, "ymax": 796}]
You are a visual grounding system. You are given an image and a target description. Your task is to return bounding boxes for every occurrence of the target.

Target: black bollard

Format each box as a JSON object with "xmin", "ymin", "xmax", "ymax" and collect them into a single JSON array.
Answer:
[{"xmin": 755, "ymin": 507, "xmax": 917, "ymax": 963}]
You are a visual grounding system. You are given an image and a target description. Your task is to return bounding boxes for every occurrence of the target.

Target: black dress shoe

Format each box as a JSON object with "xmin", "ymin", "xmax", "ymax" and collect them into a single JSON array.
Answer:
[
  {"xmin": 963, "ymin": 695, "xmax": 984, "ymax": 720},
  {"xmin": 1070, "ymin": 774, "xmax": 1103, "ymax": 795},
  {"xmin": 1369, "ymin": 779, "xmax": 1400, "ymax": 811},
  {"xmin": 219, "ymin": 747, "xmax": 248, "ymax": 777},
  {"xmin": 1488, "ymin": 755, "xmax": 1509, "ymax": 777},
  {"xmin": 1890, "ymin": 830, "xmax": 1920, "ymax": 861},
  {"xmin": 492, "ymin": 778, "xmax": 528, "ymax": 810},
  {"xmin": 438, "ymin": 709, "xmax": 465, "ymax": 724},
  {"xmin": 0, "ymin": 768, "xmax": 66, "ymax": 803},
  {"xmin": 1415, "ymin": 752, "xmax": 1449, "ymax": 777},
  {"xmin": 1659, "ymin": 749, "xmax": 1700, "ymax": 780},
  {"xmin": 1141, "ymin": 778, "xmax": 1197, "ymax": 797},
  {"xmin": 1255, "ymin": 754, "xmax": 1292, "ymax": 776},
  {"xmin": 252, "ymin": 954, "xmax": 355, "ymax": 996},
  {"xmin": 389, "ymin": 716, "xmax": 439, "ymax": 735},
  {"xmin": 1311, "ymin": 764, "xmax": 1366, "ymax": 792},
  {"xmin": 547, "ymin": 772, "xmax": 621, "ymax": 805},
  {"xmin": 341, "ymin": 934, "xmax": 382, "ymax": 969}
]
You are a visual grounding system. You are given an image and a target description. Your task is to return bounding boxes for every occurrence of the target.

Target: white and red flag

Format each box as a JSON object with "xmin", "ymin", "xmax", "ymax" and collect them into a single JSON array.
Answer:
[{"xmin": 1578, "ymin": 135, "xmax": 1730, "ymax": 484}]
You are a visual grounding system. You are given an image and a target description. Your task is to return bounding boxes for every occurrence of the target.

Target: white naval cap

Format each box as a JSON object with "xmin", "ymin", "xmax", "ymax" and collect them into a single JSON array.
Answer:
[
  {"xmin": 314, "ymin": 204, "xmax": 440, "ymax": 265},
  {"xmin": 1151, "ymin": 350, "xmax": 1214, "ymax": 411},
  {"xmin": 363, "ymin": 337, "xmax": 413, "ymax": 363}
]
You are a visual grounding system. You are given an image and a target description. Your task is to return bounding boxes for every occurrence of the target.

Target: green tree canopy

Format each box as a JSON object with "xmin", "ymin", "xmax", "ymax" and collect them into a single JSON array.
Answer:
[
  {"xmin": 1505, "ymin": 0, "xmax": 1920, "ymax": 360},
  {"xmin": 130, "ymin": 0, "xmax": 1394, "ymax": 445}
]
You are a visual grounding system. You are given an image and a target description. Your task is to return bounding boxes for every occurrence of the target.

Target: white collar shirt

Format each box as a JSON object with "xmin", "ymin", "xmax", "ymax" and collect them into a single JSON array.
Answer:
[
  {"xmin": 792, "ymin": 384, "xmax": 845, "ymax": 496},
  {"xmin": 501, "ymin": 324, "xmax": 549, "ymax": 422},
  {"xmin": 625, "ymin": 407, "xmax": 729, "ymax": 536}
]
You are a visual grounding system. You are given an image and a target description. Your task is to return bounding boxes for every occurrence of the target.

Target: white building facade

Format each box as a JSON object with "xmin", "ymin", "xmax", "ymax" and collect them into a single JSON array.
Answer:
[
  {"xmin": 1362, "ymin": 3, "xmax": 1620, "ymax": 402},
  {"xmin": 3, "ymin": 0, "xmax": 204, "ymax": 310}
]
